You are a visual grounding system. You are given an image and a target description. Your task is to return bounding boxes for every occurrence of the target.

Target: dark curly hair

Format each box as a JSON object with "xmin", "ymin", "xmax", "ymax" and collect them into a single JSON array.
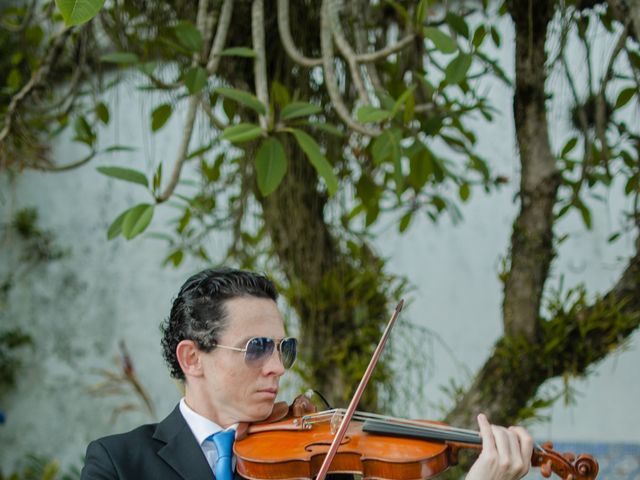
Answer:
[{"xmin": 161, "ymin": 267, "xmax": 278, "ymax": 380}]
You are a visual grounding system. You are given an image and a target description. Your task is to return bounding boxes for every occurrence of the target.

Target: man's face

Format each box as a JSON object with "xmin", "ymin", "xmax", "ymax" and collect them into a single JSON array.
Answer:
[{"xmin": 198, "ymin": 296, "xmax": 287, "ymax": 426}]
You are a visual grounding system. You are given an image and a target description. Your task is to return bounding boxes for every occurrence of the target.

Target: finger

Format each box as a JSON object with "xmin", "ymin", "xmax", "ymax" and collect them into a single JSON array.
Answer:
[
  {"xmin": 510, "ymin": 426, "xmax": 533, "ymax": 475},
  {"xmin": 477, "ymin": 413, "xmax": 496, "ymax": 455},
  {"xmin": 491, "ymin": 425, "xmax": 513, "ymax": 465}
]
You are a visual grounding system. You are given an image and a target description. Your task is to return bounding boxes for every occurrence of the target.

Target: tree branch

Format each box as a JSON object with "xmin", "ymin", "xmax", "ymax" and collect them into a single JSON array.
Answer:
[
  {"xmin": 200, "ymin": 95, "xmax": 228, "ymax": 131},
  {"xmin": 351, "ymin": 0, "xmax": 384, "ymax": 93},
  {"xmin": 0, "ymin": 27, "xmax": 72, "ymax": 148},
  {"xmin": 252, "ymin": 0, "xmax": 270, "ymax": 130},
  {"xmin": 327, "ymin": 0, "xmax": 369, "ymax": 104},
  {"xmin": 353, "ymin": 34, "xmax": 415, "ymax": 63},
  {"xmin": 157, "ymin": 0, "xmax": 227, "ymax": 203},
  {"xmin": 319, "ymin": 0, "xmax": 379, "ymax": 137},
  {"xmin": 447, "ymin": 243, "xmax": 640, "ymax": 428},
  {"xmin": 277, "ymin": 0, "xmax": 323, "ymax": 67},
  {"xmin": 205, "ymin": 0, "xmax": 234, "ymax": 75}
]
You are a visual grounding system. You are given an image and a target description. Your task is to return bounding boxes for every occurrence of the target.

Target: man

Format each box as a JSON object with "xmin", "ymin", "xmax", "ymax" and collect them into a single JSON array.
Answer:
[{"xmin": 81, "ymin": 267, "xmax": 533, "ymax": 480}]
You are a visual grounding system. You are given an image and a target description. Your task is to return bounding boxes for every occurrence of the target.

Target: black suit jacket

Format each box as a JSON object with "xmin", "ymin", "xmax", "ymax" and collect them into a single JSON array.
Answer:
[
  {"xmin": 81, "ymin": 405, "xmax": 355, "ymax": 480},
  {"xmin": 81, "ymin": 405, "xmax": 219, "ymax": 479}
]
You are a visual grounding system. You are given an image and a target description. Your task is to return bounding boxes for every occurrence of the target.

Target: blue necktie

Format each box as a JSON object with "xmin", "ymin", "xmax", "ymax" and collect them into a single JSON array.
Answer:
[{"xmin": 209, "ymin": 430, "xmax": 235, "ymax": 480}]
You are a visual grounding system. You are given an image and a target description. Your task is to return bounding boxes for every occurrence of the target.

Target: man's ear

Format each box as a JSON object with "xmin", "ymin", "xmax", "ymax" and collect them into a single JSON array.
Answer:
[{"xmin": 176, "ymin": 340, "xmax": 204, "ymax": 378}]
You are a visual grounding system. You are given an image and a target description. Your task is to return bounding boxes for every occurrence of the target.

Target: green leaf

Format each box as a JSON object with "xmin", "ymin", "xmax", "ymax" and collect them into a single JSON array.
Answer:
[
  {"xmin": 625, "ymin": 173, "xmax": 639, "ymax": 195},
  {"xmin": 103, "ymin": 145, "xmax": 136, "ymax": 153},
  {"xmin": 444, "ymin": 53, "xmax": 472, "ymax": 85},
  {"xmin": 271, "ymin": 81, "xmax": 290, "ymax": 107},
  {"xmin": 164, "ymin": 250, "xmax": 184, "ymax": 267},
  {"xmin": 95, "ymin": 102, "xmax": 109, "ymax": 124},
  {"xmin": 416, "ymin": 0, "xmax": 430, "ymax": 25},
  {"xmin": 184, "ymin": 66, "xmax": 208, "ymax": 95},
  {"xmin": 151, "ymin": 104, "xmax": 172, "ymax": 132},
  {"xmin": 220, "ymin": 123, "xmax": 263, "ymax": 143},
  {"xmin": 153, "ymin": 163, "xmax": 163, "ymax": 193},
  {"xmin": 409, "ymin": 147, "xmax": 433, "ymax": 190},
  {"xmin": 391, "ymin": 85, "xmax": 417, "ymax": 117},
  {"xmin": 392, "ymin": 142, "xmax": 404, "ymax": 195},
  {"xmin": 281, "ymin": 102, "xmax": 322, "ymax": 121},
  {"xmin": 255, "ymin": 138, "xmax": 288, "ymax": 196},
  {"xmin": 73, "ymin": 115, "xmax": 94, "ymax": 146},
  {"xmin": 306, "ymin": 121, "xmax": 344, "ymax": 137},
  {"xmin": 138, "ymin": 61, "xmax": 157, "ymax": 76},
  {"xmin": 490, "ymin": 26, "xmax": 501, "ymax": 47},
  {"xmin": 356, "ymin": 105, "xmax": 392, "ymax": 123},
  {"xmin": 399, "ymin": 211, "xmax": 413, "ymax": 233},
  {"xmin": 459, "ymin": 182, "xmax": 470, "ymax": 202},
  {"xmin": 472, "ymin": 25, "xmax": 487, "ymax": 48},
  {"xmin": 55, "ymin": 0, "xmax": 104, "ymax": 26},
  {"xmin": 403, "ymin": 92, "xmax": 415, "ymax": 125},
  {"xmin": 100, "ymin": 52, "xmax": 139, "ymax": 64},
  {"xmin": 187, "ymin": 142, "xmax": 214, "ymax": 160},
  {"xmin": 97, "ymin": 166, "xmax": 148, "ymax": 188},
  {"xmin": 445, "ymin": 12, "xmax": 469, "ymax": 38},
  {"xmin": 423, "ymin": 27, "xmax": 457, "ymax": 54},
  {"xmin": 290, "ymin": 129, "xmax": 338, "ymax": 195},
  {"xmin": 372, "ymin": 129, "xmax": 400, "ymax": 164},
  {"xmin": 214, "ymin": 87, "xmax": 266, "ymax": 115},
  {"xmin": 7, "ymin": 69, "xmax": 22, "ymax": 91},
  {"xmin": 174, "ymin": 21, "xmax": 203, "ymax": 52},
  {"xmin": 573, "ymin": 198, "xmax": 592, "ymax": 229},
  {"xmin": 221, "ymin": 47, "xmax": 256, "ymax": 57},
  {"xmin": 561, "ymin": 137, "xmax": 578, "ymax": 157},
  {"xmin": 614, "ymin": 87, "xmax": 636, "ymax": 109},
  {"xmin": 122, "ymin": 203, "xmax": 155, "ymax": 239},
  {"xmin": 106, "ymin": 209, "xmax": 129, "ymax": 240}
]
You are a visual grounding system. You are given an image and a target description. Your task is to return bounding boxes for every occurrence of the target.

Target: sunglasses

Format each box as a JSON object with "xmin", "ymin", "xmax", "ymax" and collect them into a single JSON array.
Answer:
[{"xmin": 214, "ymin": 336, "xmax": 297, "ymax": 369}]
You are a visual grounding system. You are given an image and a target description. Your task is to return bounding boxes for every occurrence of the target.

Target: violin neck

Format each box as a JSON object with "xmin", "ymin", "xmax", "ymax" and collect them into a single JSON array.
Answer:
[{"xmin": 362, "ymin": 419, "xmax": 482, "ymax": 446}]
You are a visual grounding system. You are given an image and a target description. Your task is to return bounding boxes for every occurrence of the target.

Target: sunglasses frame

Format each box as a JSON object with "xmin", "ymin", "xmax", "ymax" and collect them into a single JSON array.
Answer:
[{"xmin": 214, "ymin": 336, "xmax": 297, "ymax": 369}]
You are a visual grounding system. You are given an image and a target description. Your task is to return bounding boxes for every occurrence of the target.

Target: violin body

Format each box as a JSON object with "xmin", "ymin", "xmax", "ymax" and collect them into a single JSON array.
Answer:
[{"xmin": 235, "ymin": 417, "xmax": 450, "ymax": 480}]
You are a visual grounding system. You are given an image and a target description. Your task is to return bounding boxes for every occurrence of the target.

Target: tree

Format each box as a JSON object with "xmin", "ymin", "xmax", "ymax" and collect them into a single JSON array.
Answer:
[{"xmin": 1, "ymin": 0, "xmax": 639, "ymax": 474}]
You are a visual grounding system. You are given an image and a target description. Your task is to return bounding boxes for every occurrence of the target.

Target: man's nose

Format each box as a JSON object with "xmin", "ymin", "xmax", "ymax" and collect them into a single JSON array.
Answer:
[{"xmin": 263, "ymin": 348, "xmax": 286, "ymax": 376}]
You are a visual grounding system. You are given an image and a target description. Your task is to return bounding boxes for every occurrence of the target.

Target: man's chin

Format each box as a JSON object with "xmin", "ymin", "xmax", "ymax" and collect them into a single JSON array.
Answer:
[{"xmin": 247, "ymin": 400, "xmax": 288, "ymax": 423}]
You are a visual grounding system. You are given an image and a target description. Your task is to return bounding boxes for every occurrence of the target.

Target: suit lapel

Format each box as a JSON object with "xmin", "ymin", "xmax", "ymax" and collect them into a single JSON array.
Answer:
[{"xmin": 154, "ymin": 405, "xmax": 213, "ymax": 480}]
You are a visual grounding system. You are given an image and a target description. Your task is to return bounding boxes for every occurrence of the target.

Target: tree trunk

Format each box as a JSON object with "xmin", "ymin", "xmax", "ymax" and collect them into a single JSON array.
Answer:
[
  {"xmin": 502, "ymin": 0, "xmax": 558, "ymax": 341},
  {"xmin": 248, "ymin": 1, "xmax": 393, "ymax": 410}
]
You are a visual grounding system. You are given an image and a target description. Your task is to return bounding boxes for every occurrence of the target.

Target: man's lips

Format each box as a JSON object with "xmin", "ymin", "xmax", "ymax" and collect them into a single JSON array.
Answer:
[{"xmin": 257, "ymin": 387, "xmax": 278, "ymax": 395}]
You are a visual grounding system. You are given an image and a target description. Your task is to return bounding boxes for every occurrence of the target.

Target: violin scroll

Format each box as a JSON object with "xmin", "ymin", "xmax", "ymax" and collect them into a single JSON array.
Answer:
[{"xmin": 533, "ymin": 442, "xmax": 599, "ymax": 480}]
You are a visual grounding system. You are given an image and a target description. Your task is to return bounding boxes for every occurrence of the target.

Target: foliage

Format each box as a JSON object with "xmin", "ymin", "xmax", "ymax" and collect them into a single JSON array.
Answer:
[
  {"xmin": 87, "ymin": 341, "xmax": 157, "ymax": 422},
  {"xmin": 0, "ymin": 455, "xmax": 79, "ymax": 480},
  {"xmin": 0, "ymin": 329, "xmax": 32, "ymax": 399},
  {"xmin": 0, "ymin": 207, "xmax": 66, "ymax": 401}
]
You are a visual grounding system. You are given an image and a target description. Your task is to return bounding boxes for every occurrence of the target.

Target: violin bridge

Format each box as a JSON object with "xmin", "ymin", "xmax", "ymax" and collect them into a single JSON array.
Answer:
[{"xmin": 330, "ymin": 410, "xmax": 343, "ymax": 435}]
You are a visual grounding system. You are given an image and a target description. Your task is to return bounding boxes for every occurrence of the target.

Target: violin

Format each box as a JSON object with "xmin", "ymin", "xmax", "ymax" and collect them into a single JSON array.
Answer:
[
  {"xmin": 234, "ymin": 397, "xmax": 599, "ymax": 480},
  {"xmin": 235, "ymin": 301, "xmax": 599, "ymax": 480}
]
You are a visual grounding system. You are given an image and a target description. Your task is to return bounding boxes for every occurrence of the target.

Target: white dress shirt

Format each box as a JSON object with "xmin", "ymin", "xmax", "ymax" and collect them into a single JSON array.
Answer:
[{"xmin": 179, "ymin": 397, "xmax": 237, "ymax": 473}]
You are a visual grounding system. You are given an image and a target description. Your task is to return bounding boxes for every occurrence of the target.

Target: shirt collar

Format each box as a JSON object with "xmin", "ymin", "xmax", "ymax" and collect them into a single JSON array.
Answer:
[{"xmin": 179, "ymin": 397, "xmax": 237, "ymax": 446}]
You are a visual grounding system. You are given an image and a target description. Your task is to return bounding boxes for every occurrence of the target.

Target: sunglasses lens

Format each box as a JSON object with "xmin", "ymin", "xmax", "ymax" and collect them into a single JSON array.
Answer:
[
  {"xmin": 280, "ymin": 337, "xmax": 297, "ymax": 369},
  {"xmin": 245, "ymin": 337, "xmax": 275, "ymax": 366}
]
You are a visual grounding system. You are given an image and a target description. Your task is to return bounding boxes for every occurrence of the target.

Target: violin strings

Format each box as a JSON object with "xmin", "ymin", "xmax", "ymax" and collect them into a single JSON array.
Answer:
[
  {"xmin": 302, "ymin": 409, "xmax": 547, "ymax": 453},
  {"xmin": 303, "ymin": 409, "xmax": 480, "ymax": 437}
]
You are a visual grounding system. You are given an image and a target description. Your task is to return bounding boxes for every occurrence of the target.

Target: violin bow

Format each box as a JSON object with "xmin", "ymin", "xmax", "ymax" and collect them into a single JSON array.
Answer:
[{"xmin": 314, "ymin": 299, "xmax": 405, "ymax": 480}]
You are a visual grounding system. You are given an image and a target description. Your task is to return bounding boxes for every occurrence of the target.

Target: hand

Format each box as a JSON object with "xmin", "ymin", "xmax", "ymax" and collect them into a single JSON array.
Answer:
[{"xmin": 465, "ymin": 413, "xmax": 533, "ymax": 480}]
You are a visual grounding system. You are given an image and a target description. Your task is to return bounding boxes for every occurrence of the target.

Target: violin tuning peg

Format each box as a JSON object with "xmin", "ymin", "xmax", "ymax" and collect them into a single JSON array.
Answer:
[
  {"xmin": 541, "ymin": 460, "xmax": 552, "ymax": 478},
  {"xmin": 562, "ymin": 452, "xmax": 576, "ymax": 462}
]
